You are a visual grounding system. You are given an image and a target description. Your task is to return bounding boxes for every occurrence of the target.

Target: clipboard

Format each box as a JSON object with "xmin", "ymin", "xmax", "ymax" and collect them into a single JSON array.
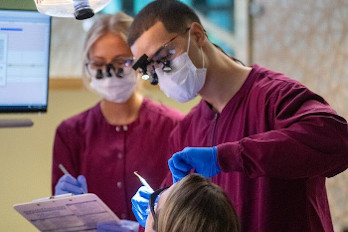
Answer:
[{"xmin": 13, "ymin": 193, "xmax": 121, "ymax": 232}]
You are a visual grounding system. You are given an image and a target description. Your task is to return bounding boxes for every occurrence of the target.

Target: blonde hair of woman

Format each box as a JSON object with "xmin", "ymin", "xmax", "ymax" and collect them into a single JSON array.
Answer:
[{"xmin": 153, "ymin": 174, "xmax": 240, "ymax": 232}]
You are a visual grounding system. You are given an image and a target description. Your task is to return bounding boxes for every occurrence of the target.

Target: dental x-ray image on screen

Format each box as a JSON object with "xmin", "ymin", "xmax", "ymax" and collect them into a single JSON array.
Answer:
[{"xmin": 0, "ymin": 9, "xmax": 51, "ymax": 113}]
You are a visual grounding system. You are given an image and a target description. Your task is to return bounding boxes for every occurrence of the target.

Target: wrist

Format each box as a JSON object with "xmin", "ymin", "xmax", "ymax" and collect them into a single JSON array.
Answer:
[
  {"xmin": 216, "ymin": 142, "xmax": 244, "ymax": 172},
  {"xmin": 212, "ymin": 146, "xmax": 221, "ymax": 173}
]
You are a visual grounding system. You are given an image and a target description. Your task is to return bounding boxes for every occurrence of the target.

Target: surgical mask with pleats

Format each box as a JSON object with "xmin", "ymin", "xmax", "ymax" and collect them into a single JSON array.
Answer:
[
  {"xmin": 89, "ymin": 67, "xmax": 137, "ymax": 103},
  {"xmin": 155, "ymin": 30, "xmax": 207, "ymax": 103}
]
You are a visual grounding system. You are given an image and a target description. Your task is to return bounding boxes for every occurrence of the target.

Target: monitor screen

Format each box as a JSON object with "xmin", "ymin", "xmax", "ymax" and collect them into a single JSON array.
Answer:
[{"xmin": 0, "ymin": 9, "xmax": 51, "ymax": 113}]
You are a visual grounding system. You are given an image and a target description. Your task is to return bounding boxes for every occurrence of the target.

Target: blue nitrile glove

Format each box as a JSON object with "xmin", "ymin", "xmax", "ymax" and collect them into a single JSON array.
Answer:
[
  {"xmin": 131, "ymin": 185, "xmax": 153, "ymax": 227},
  {"xmin": 97, "ymin": 220, "xmax": 139, "ymax": 232},
  {"xmin": 55, "ymin": 174, "xmax": 88, "ymax": 195},
  {"xmin": 168, "ymin": 146, "xmax": 221, "ymax": 183}
]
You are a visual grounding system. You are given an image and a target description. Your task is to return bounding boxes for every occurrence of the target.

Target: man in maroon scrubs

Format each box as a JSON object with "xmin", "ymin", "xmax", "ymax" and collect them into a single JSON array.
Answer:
[{"xmin": 129, "ymin": 1, "xmax": 348, "ymax": 232}]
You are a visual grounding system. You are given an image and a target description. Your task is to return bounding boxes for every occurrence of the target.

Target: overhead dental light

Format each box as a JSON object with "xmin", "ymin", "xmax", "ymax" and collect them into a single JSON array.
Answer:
[{"xmin": 34, "ymin": 0, "xmax": 111, "ymax": 20}]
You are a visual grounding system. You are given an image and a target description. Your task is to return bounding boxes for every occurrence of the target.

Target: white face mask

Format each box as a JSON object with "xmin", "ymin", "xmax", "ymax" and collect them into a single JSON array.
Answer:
[
  {"xmin": 89, "ymin": 67, "xmax": 137, "ymax": 103},
  {"xmin": 155, "ymin": 30, "xmax": 207, "ymax": 103}
]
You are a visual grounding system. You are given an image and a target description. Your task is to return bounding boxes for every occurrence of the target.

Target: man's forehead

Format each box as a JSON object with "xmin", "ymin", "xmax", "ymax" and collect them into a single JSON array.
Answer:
[{"xmin": 131, "ymin": 21, "xmax": 177, "ymax": 59}]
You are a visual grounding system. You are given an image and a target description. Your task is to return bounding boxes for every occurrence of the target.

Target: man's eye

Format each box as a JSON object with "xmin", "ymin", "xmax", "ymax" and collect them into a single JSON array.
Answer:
[
  {"xmin": 155, "ymin": 57, "xmax": 165, "ymax": 64},
  {"xmin": 161, "ymin": 50, "xmax": 175, "ymax": 62},
  {"xmin": 154, "ymin": 55, "xmax": 170, "ymax": 63}
]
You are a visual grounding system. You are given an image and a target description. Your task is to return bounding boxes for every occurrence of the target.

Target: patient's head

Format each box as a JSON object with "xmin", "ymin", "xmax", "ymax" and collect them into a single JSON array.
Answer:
[{"xmin": 145, "ymin": 173, "xmax": 240, "ymax": 232}]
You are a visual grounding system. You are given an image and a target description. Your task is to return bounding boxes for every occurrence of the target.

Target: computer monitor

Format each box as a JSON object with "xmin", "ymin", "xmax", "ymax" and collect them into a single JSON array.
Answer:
[{"xmin": 0, "ymin": 9, "xmax": 51, "ymax": 113}]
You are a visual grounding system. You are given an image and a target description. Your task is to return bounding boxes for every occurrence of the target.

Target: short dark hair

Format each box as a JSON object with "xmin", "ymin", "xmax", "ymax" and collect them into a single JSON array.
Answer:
[{"xmin": 127, "ymin": 0, "xmax": 201, "ymax": 46}]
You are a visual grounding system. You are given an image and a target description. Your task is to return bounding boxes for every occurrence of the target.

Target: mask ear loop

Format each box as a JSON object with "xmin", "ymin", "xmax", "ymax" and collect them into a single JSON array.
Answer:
[{"xmin": 201, "ymin": 47, "xmax": 204, "ymax": 69}]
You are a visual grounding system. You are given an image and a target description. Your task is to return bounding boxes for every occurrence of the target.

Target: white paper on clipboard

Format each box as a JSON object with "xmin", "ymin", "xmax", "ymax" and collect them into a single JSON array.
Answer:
[{"xmin": 13, "ymin": 193, "xmax": 121, "ymax": 232}]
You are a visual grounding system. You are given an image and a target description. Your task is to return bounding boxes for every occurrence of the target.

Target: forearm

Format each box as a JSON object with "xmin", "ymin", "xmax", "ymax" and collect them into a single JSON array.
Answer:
[{"xmin": 217, "ymin": 116, "xmax": 348, "ymax": 179}]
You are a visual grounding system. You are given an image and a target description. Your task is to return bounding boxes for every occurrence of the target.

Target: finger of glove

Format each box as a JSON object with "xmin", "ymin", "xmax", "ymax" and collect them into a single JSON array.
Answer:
[
  {"xmin": 77, "ymin": 175, "xmax": 88, "ymax": 193},
  {"xmin": 131, "ymin": 191, "xmax": 150, "ymax": 218},
  {"xmin": 182, "ymin": 147, "xmax": 208, "ymax": 169},
  {"xmin": 131, "ymin": 194, "xmax": 149, "ymax": 213},
  {"xmin": 194, "ymin": 147, "xmax": 220, "ymax": 177},
  {"xmin": 54, "ymin": 188, "xmax": 69, "ymax": 195},
  {"xmin": 131, "ymin": 201, "xmax": 148, "ymax": 213},
  {"xmin": 58, "ymin": 174, "xmax": 79, "ymax": 185},
  {"xmin": 132, "ymin": 205, "xmax": 147, "ymax": 228},
  {"xmin": 121, "ymin": 220, "xmax": 139, "ymax": 231},
  {"xmin": 138, "ymin": 186, "xmax": 153, "ymax": 199},
  {"xmin": 168, "ymin": 157, "xmax": 190, "ymax": 183},
  {"xmin": 172, "ymin": 171, "xmax": 188, "ymax": 183},
  {"xmin": 55, "ymin": 174, "xmax": 83, "ymax": 195},
  {"xmin": 182, "ymin": 147, "xmax": 210, "ymax": 175},
  {"xmin": 97, "ymin": 221, "xmax": 122, "ymax": 231},
  {"xmin": 132, "ymin": 189, "xmax": 151, "ymax": 205},
  {"xmin": 97, "ymin": 226, "xmax": 125, "ymax": 232},
  {"xmin": 169, "ymin": 152, "xmax": 192, "ymax": 173},
  {"xmin": 56, "ymin": 181, "xmax": 85, "ymax": 194}
]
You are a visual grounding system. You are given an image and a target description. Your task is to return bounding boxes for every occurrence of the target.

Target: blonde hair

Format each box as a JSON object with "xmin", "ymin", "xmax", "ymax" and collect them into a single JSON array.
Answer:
[
  {"xmin": 157, "ymin": 174, "xmax": 240, "ymax": 232},
  {"xmin": 83, "ymin": 12, "xmax": 132, "ymax": 64},
  {"xmin": 82, "ymin": 12, "xmax": 133, "ymax": 88}
]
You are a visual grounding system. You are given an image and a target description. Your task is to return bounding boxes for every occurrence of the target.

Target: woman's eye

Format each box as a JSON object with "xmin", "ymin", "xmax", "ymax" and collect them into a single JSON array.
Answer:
[
  {"xmin": 124, "ymin": 59, "xmax": 133, "ymax": 67},
  {"xmin": 91, "ymin": 63, "xmax": 104, "ymax": 69},
  {"xmin": 113, "ymin": 60, "xmax": 125, "ymax": 66}
]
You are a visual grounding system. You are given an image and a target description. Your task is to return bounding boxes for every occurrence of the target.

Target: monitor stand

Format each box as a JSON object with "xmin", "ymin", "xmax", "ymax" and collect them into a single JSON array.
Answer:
[{"xmin": 0, "ymin": 119, "xmax": 34, "ymax": 128}]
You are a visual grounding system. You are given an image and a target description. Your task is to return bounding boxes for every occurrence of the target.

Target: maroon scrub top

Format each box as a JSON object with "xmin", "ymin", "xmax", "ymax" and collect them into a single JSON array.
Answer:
[
  {"xmin": 164, "ymin": 65, "xmax": 348, "ymax": 232},
  {"xmin": 52, "ymin": 98, "xmax": 183, "ymax": 220}
]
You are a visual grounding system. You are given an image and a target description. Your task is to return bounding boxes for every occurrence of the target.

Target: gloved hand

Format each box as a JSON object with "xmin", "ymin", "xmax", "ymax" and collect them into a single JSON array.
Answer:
[
  {"xmin": 168, "ymin": 146, "xmax": 221, "ymax": 183},
  {"xmin": 55, "ymin": 174, "xmax": 88, "ymax": 195},
  {"xmin": 131, "ymin": 185, "xmax": 153, "ymax": 227},
  {"xmin": 97, "ymin": 220, "xmax": 139, "ymax": 232}
]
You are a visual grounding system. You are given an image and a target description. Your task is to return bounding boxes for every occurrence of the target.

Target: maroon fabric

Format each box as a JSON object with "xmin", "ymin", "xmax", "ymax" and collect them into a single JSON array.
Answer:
[
  {"xmin": 164, "ymin": 65, "xmax": 348, "ymax": 232},
  {"xmin": 52, "ymin": 98, "xmax": 183, "ymax": 221}
]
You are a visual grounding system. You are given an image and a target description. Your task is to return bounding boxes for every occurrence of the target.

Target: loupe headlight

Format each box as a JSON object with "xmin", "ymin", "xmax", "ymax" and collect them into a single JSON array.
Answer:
[
  {"xmin": 132, "ymin": 54, "xmax": 150, "ymax": 79},
  {"xmin": 133, "ymin": 54, "xmax": 163, "ymax": 85}
]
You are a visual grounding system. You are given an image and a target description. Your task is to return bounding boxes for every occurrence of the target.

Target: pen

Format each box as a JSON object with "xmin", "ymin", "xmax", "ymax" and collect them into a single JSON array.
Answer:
[
  {"xmin": 134, "ymin": 171, "xmax": 154, "ymax": 192},
  {"xmin": 58, "ymin": 164, "xmax": 69, "ymax": 175},
  {"xmin": 59, "ymin": 163, "xmax": 86, "ymax": 193}
]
